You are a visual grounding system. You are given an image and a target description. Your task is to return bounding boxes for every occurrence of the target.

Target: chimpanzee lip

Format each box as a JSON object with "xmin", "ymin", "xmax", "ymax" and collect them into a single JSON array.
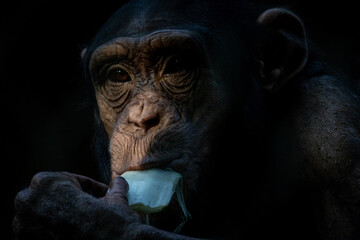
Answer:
[
  {"xmin": 126, "ymin": 160, "xmax": 169, "ymax": 171},
  {"xmin": 114, "ymin": 153, "xmax": 186, "ymax": 176}
]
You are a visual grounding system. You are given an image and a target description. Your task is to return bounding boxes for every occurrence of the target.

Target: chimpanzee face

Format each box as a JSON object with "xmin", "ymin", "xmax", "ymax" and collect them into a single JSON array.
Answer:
[{"xmin": 88, "ymin": 29, "xmax": 226, "ymax": 199}]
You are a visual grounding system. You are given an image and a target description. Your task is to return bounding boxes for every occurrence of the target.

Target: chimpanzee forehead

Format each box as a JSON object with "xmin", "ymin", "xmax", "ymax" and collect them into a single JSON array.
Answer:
[
  {"xmin": 88, "ymin": 29, "xmax": 205, "ymax": 73},
  {"xmin": 88, "ymin": 0, "xmax": 259, "ymax": 48},
  {"xmin": 83, "ymin": 0, "xmax": 260, "ymax": 74},
  {"xmin": 84, "ymin": 1, "xmax": 214, "ymax": 69}
]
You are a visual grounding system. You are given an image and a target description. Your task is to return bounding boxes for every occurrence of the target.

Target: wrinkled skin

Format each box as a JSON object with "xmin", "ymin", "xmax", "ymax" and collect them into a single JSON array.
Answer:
[{"xmin": 13, "ymin": 0, "xmax": 360, "ymax": 240}]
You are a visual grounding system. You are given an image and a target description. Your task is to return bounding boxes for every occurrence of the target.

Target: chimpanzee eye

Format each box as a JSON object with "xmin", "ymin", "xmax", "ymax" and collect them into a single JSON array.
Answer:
[
  {"xmin": 163, "ymin": 56, "xmax": 188, "ymax": 75},
  {"xmin": 107, "ymin": 67, "xmax": 131, "ymax": 83}
]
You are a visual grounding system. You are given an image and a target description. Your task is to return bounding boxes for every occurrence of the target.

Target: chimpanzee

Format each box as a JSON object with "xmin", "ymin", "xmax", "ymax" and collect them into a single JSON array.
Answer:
[{"xmin": 13, "ymin": 0, "xmax": 360, "ymax": 239}]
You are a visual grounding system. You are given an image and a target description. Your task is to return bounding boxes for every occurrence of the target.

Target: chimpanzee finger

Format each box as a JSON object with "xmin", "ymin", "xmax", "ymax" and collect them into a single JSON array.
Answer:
[
  {"xmin": 104, "ymin": 176, "xmax": 129, "ymax": 205},
  {"xmin": 63, "ymin": 172, "xmax": 108, "ymax": 197}
]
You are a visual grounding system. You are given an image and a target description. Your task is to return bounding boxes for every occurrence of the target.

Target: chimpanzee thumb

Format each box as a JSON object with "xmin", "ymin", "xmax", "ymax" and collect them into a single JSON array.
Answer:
[{"xmin": 104, "ymin": 176, "xmax": 129, "ymax": 206}]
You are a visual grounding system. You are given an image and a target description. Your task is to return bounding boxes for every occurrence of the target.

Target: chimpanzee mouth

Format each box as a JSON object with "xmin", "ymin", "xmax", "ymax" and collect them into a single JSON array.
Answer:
[{"xmin": 113, "ymin": 152, "xmax": 187, "ymax": 177}]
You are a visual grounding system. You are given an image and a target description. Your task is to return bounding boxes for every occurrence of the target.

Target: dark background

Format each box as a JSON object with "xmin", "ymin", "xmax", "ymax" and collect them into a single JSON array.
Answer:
[{"xmin": 1, "ymin": 1, "xmax": 359, "ymax": 239}]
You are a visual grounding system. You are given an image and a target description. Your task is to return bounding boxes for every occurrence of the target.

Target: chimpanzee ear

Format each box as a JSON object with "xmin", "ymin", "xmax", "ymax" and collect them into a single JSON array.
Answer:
[{"xmin": 256, "ymin": 8, "xmax": 308, "ymax": 92}]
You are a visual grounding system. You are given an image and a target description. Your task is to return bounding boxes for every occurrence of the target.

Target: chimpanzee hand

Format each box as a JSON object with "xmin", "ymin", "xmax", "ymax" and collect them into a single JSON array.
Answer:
[
  {"xmin": 13, "ymin": 172, "xmax": 201, "ymax": 240},
  {"xmin": 13, "ymin": 172, "xmax": 141, "ymax": 240}
]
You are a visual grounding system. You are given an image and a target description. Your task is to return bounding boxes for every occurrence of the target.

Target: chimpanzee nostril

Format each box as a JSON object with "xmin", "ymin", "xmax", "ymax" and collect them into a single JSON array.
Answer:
[{"xmin": 142, "ymin": 114, "xmax": 160, "ymax": 131}]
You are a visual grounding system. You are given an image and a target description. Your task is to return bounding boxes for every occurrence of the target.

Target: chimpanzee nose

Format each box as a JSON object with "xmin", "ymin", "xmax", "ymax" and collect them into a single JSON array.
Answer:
[{"xmin": 128, "ymin": 98, "xmax": 161, "ymax": 131}]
